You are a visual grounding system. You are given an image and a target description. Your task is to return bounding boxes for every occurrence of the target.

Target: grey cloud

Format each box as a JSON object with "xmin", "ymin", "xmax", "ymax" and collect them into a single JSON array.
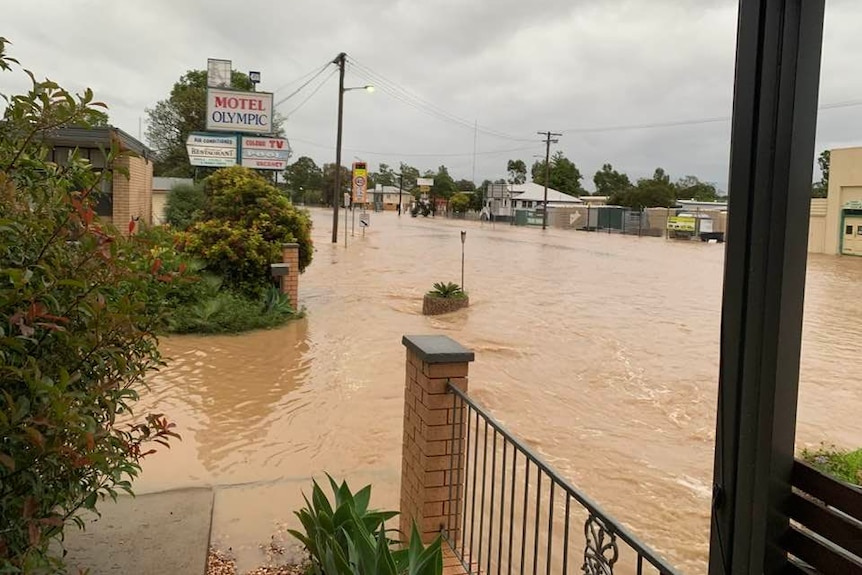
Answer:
[{"xmin": 3, "ymin": 0, "xmax": 860, "ymax": 191}]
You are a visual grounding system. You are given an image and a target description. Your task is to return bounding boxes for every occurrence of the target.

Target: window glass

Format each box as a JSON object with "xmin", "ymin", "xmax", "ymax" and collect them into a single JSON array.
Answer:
[
  {"xmin": 846, "ymin": 225, "xmax": 854, "ymax": 235},
  {"xmin": 89, "ymin": 149, "xmax": 107, "ymax": 169},
  {"xmin": 52, "ymin": 147, "xmax": 76, "ymax": 166},
  {"xmin": 93, "ymin": 173, "xmax": 113, "ymax": 217}
]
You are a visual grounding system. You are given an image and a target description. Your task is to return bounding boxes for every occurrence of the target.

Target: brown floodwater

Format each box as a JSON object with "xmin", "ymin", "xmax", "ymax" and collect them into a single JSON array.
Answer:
[{"xmin": 134, "ymin": 207, "xmax": 861, "ymax": 573}]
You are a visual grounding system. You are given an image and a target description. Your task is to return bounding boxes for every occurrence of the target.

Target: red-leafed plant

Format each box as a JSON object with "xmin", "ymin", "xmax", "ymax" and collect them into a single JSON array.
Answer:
[{"xmin": 0, "ymin": 37, "xmax": 180, "ymax": 572}]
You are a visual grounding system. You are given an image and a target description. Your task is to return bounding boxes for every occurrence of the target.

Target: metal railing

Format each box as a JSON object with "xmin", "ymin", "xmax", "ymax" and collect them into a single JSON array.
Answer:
[
  {"xmin": 444, "ymin": 383, "xmax": 681, "ymax": 575},
  {"xmin": 784, "ymin": 460, "xmax": 862, "ymax": 573}
]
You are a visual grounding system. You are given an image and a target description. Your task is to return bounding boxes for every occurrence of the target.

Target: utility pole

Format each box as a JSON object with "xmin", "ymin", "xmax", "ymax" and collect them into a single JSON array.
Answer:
[
  {"xmin": 398, "ymin": 172, "xmax": 404, "ymax": 216},
  {"xmin": 538, "ymin": 131, "xmax": 561, "ymax": 230},
  {"xmin": 331, "ymin": 52, "xmax": 346, "ymax": 244}
]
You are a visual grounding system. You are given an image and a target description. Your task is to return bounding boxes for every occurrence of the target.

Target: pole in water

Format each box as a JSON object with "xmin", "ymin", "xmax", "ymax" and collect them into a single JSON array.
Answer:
[
  {"xmin": 460, "ymin": 230, "xmax": 466, "ymax": 291},
  {"xmin": 344, "ymin": 194, "xmax": 350, "ymax": 247}
]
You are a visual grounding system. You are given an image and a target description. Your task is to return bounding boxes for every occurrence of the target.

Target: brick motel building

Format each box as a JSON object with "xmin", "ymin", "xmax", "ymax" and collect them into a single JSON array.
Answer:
[{"xmin": 47, "ymin": 126, "xmax": 154, "ymax": 229}]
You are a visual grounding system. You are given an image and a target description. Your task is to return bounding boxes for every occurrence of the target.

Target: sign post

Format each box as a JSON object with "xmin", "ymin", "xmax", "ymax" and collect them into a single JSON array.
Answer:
[
  {"xmin": 352, "ymin": 162, "xmax": 368, "ymax": 204},
  {"xmin": 352, "ymin": 162, "xmax": 368, "ymax": 239},
  {"xmin": 460, "ymin": 231, "xmax": 466, "ymax": 291}
]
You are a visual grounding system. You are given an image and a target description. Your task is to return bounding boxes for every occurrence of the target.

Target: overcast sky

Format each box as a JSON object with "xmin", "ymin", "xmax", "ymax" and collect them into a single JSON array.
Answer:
[{"xmin": 4, "ymin": 0, "xmax": 861, "ymax": 191}]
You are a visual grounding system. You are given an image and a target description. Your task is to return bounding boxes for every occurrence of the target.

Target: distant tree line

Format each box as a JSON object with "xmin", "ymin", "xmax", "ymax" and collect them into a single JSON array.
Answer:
[{"xmin": 147, "ymin": 68, "xmax": 830, "ymax": 208}]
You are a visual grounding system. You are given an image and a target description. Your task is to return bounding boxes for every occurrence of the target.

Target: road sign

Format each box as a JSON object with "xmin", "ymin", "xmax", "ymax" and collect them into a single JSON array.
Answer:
[
  {"xmin": 569, "ymin": 212, "xmax": 582, "ymax": 226},
  {"xmin": 352, "ymin": 162, "xmax": 368, "ymax": 203},
  {"xmin": 360, "ymin": 212, "xmax": 370, "ymax": 227}
]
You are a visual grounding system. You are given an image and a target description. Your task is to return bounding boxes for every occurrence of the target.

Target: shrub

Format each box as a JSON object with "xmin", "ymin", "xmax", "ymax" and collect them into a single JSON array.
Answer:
[
  {"xmin": 426, "ymin": 282, "xmax": 466, "ymax": 299},
  {"xmin": 164, "ymin": 182, "xmax": 205, "ymax": 230},
  {"xmin": 0, "ymin": 38, "xmax": 179, "ymax": 572},
  {"xmin": 289, "ymin": 476, "xmax": 443, "ymax": 575},
  {"xmin": 178, "ymin": 166, "xmax": 313, "ymax": 298},
  {"xmin": 166, "ymin": 285, "xmax": 298, "ymax": 334},
  {"xmin": 133, "ymin": 226, "xmax": 301, "ymax": 335},
  {"xmin": 800, "ymin": 444, "xmax": 862, "ymax": 485}
]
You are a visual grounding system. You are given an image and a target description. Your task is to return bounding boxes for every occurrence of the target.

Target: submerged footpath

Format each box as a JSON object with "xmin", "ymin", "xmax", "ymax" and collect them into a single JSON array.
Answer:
[{"xmin": 62, "ymin": 487, "xmax": 307, "ymax": 575}]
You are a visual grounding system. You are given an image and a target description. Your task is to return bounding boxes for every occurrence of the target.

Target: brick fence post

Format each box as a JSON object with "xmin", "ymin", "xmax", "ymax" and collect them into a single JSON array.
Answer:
[
  {"xmin": 400, "ymin": 335, "xmax": 474, "ymax": 545},
  {"xmin": 281, "ymin": 243, "xmax": 300, "ymax": 308}
]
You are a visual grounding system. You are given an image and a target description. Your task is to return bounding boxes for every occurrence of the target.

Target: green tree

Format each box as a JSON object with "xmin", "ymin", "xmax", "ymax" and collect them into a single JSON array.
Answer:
[
  {"xmin": 507, "ymin": 159, "xmax": 527, "ymax": 184},
  {"xmin": 90, "ymin": 109, "xmax": 110, "ymax": 126},
  {"xmin": 531, "ymin": 151, "xmax": 584, "ymax": 196},
  {"xmin": 593, "ymin": 163, "xmax": 632, "ymax": 197},
  {"xmin": 145, "ymin": 69, "xmax": 284, "ymax": 178},
  {"xmin": 674, "ymin": 175, "xmax": 719, "ymax": 202},
  {"xmin": 432, "ymin": 165, "xmax": 457, "ymax": 201},
  {"xmin": 0, "ymin": 38, "xmax": 180, "ymax": 572},
  {"xmin": 472, "ymin": 179, "xmax": 492, "ymax": 211},
  {"xmin": 374, "ymin": 163, "xmax": 397, "ymax": 187},
  {"xmin": 609, "ymin": 168, "xmax": 676, "ymax": 210},
  {"xmin": 450, "ymin": 192, "xmax": 471, "ymax": 214},
  {"xmin": 179, "ymin": 166, "xmax": 313, "ymax": 297},
  {"xmin": 284, "ymin": 156, "xmax": 323, "ymax": 203},
  {"xmin": 652, "ymin": 167, "xmax": 671, "ymax": 185},
  {"xmin": 812, "ymin": 149, "xmax": 830, "ymax": 198},
  {"xmin": 455, "ymin": 179, "xmax": 476, "ymax": 192},
  {"xmin": 322, "ymin": 163, "xmax": 351, "ymax": 206},
  {"xmin": 165, "ymin": 182, "xmax": 206, "ymax": 230},
  {"xmin": 399, "ymin": 163, "xmax": 420, "ymax": 193}
]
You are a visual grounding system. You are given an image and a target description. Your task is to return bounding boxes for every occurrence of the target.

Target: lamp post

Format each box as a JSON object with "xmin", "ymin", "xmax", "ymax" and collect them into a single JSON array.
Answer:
[
  {"xmin": 460, "ymin": 230, "xmax": 466, "ymax": 291},
  {"xmin": 330, "ymin": 51, "xmax": 374, "ymax": 244}
]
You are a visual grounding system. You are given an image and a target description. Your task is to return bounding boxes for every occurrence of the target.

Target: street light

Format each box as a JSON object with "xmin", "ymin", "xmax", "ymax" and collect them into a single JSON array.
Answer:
[
  {"xmin": 460, "ymin": 231, "xmax": 466, "ymax": 291},
  {"xmin": 331, "ymin": 51, "xmax": 374, "ymax": 244}
]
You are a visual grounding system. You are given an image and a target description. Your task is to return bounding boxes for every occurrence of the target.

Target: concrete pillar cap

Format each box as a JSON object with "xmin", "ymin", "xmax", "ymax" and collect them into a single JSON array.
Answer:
[{"xmin": 402, "ymin": 335, "xmax": 474, "ymax": 364}]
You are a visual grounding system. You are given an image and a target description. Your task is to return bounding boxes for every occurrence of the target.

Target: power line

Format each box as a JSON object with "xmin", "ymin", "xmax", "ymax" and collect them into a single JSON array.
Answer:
[
  {"xmin": 819, "ymin": 98, "xmax": 862, "ymax": 110},
  {"xmin": 271, "ymin": 62, "xmax": 332, "ymax": 98},
  {"xmin": 273, "ymin": 61, "xmax": 333, "ymax": 108},
  {"xmin": 289, "ymin": 136, "xmax": 539, "ymax": 158},
  {"xmin": 560, "ymin": 99, "xmax": 862, "ymax": 134},
  {"xmin": 347, "ymin": 57, "xmax": 537, "ymax": 143},
  {"xmin": 281, "ymin": 68, "xmax": 337, "ymax": 118}
]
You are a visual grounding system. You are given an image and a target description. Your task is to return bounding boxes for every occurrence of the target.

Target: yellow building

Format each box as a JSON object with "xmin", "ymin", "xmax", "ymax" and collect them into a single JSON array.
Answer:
[
  {"xmin": 808, "ymin": 146, "xmax": 862, "ymax": 255},
  {"xmin": 47, "ymin": 127, "xmax": 154, "ymax": 228}
]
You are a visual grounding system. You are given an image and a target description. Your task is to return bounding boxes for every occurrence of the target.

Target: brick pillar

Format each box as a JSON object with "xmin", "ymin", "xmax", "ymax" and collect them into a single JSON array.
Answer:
[
  {"xmin": 281, "ymin": 243, "xmax": 300, "ymax": 308},
  {"xmin": 400, "ymin": 335, "xmax": 474, "ymax": 545}
]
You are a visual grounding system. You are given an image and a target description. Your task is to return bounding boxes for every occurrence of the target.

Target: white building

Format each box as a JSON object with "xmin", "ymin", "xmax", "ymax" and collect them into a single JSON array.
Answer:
[{"xmin": 484, "ymin": 182, "xmax": 582, "ymax": 219}]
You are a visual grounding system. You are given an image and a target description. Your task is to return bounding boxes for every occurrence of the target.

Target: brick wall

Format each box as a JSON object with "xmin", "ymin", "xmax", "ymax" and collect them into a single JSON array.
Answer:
[
  {"xmin": 112, "ymin": 154, "xmax": 154, "ymax": 231},
  {"xmin": 400, "ymin": 335, "xmax": 474, "ymax": 547},
  {"xmin": 281, "ymin": 243, "xmax": 300, "ymax": 309}
]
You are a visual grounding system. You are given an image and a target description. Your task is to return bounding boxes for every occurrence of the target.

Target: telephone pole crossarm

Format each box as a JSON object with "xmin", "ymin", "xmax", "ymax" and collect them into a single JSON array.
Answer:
[{"xmin": 537, "ymin": 131, "xmax": 562, "ymax": 230}]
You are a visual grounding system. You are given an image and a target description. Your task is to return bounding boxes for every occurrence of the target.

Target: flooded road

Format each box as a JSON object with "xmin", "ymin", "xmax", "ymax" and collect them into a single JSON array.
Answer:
[{"xmin": 136, "ymin": 207, "xmax": 861, "ymax": 573}]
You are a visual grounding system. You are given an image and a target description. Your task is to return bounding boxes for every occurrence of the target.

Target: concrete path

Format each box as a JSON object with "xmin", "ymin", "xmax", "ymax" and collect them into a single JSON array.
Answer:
[{"xmin": 62, "ymin": 487, "xmax": 214, "ymax": 575}]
